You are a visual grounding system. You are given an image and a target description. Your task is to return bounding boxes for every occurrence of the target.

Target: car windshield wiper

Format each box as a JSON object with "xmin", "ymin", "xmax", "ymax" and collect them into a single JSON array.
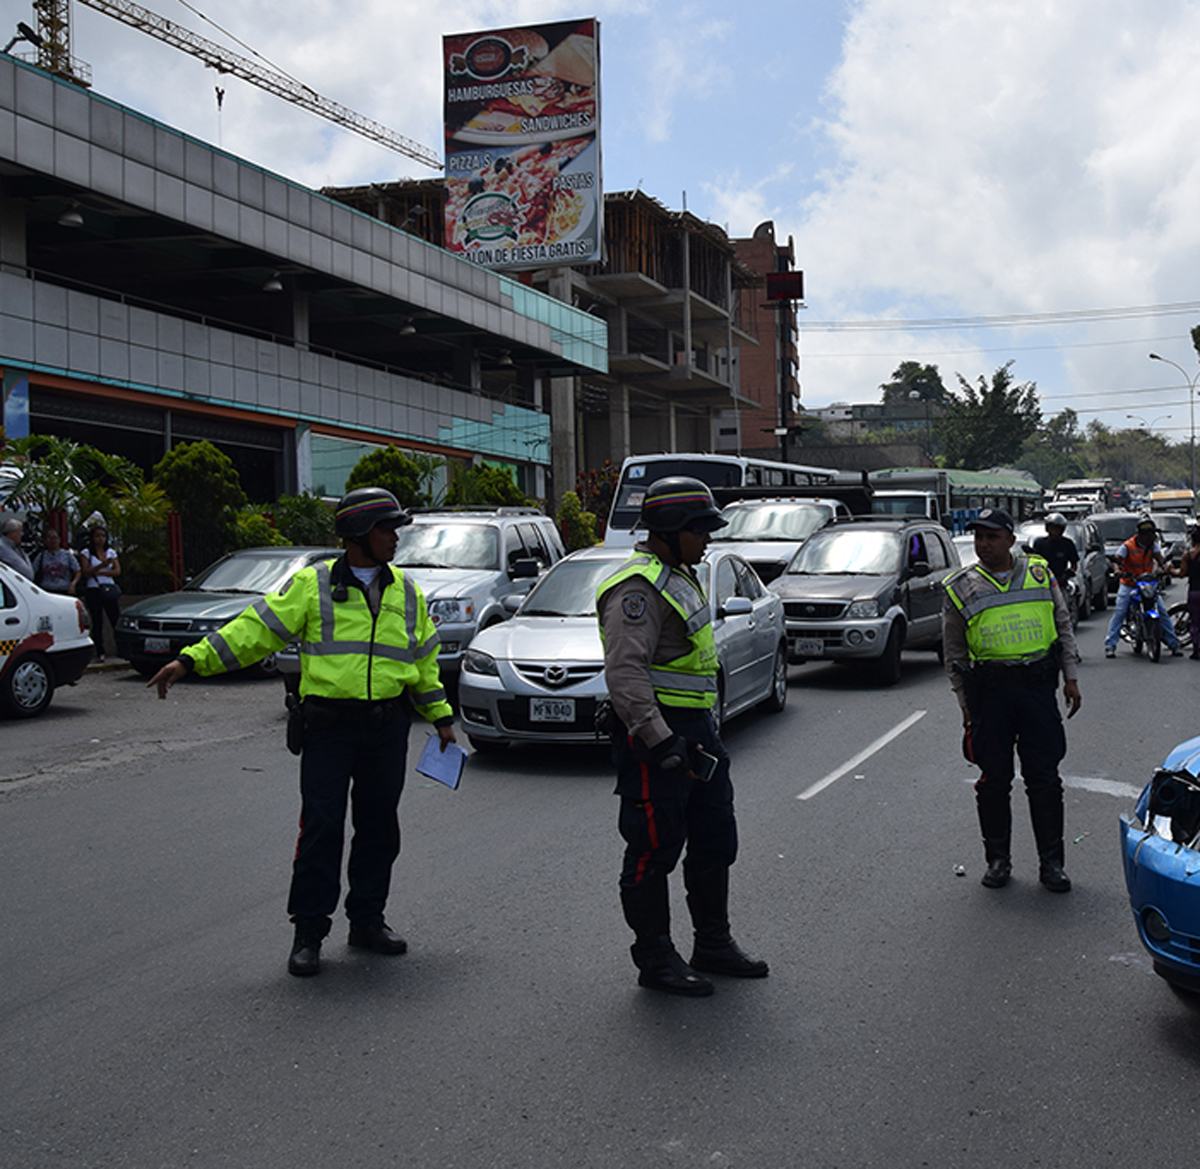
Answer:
[
  {"xmin": 201, "ymin": 586, "xmax": 261, "ymax": 594},
  {"xmin": 523, "ymin": 608, "xmax": 584, "ymax": 617}
]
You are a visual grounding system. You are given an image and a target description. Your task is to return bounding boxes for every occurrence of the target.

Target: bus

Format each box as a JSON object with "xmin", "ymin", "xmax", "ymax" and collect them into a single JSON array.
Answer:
[
  {"xmin": 862, "ymin": 467, "xmax": 1044, "ymax": 532},
  {"xmin": 603, "ymin": 453, "xmax": 838, "ymax": 547}
]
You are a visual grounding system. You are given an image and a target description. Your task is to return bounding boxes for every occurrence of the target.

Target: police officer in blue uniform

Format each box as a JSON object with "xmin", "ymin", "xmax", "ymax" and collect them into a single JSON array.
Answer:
[{"xmin": 597, "ymin": 477, "xmax": 768, "ymax": 996}]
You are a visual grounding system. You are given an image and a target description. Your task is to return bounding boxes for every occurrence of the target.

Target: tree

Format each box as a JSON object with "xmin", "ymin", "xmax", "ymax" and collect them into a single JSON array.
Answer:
[
  {"xmin": 344, "ymin": 446, "xmax": 431, "ymax": 508},
  {"xmin": 937, "ymin": 362, "xmax": 1041, "ymax": 469},
  {"xmin": 153, "ymin": 441, "xmax": 248, "ymax": 519},
  {"xmin": 1015, "ymin": 408, "xmax": 1085, "ymax": 486},
  {"xmin": 269, "ymin": 492, "xmax": 337, "ymax": 545},
  {"xmin": 555, "ymin": 490, "xmax": 599, "ymax": 550},
  {"xmin": 445, "ymin": 464, "xmax": 528, "ymax": 507},
  {"xmin": 879, "ymin": 361, "xmax": 947, "ymax": 405}
]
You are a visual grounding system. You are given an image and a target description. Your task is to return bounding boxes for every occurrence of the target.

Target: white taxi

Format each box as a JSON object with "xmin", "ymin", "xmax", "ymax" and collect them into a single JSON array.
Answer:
[{"xmin": 0, "ymin": 561, "xmax": 94, "ymax": 717}]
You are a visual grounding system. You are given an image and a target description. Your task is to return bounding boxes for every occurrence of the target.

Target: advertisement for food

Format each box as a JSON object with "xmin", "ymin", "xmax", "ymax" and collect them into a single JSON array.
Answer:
[{"xmin": 443, "ymin": 19, "xmax": 602, "ymax": 271}]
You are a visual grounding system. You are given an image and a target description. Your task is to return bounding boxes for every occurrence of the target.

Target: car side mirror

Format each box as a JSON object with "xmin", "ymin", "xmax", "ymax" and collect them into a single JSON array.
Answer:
[
  {"xmin": 502, "ymin": 594, "xmax": 522, "ymax": 613},
  {"xmin": 719, "ymin": 596, "xmax": 753, "ymax": 618},
  {"xmin": 909, "ymin": 562, "xmax": 931, "ymax": 578},
  {"xmin": 509, "ymin": 557, "xmax": 539, "ymax": 579}
]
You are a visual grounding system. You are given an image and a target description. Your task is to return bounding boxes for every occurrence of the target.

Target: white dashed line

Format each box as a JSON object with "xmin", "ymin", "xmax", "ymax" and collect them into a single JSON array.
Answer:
[{"xmin": 798, "ymin": 710, "xmax": 928, "ymax": 801}]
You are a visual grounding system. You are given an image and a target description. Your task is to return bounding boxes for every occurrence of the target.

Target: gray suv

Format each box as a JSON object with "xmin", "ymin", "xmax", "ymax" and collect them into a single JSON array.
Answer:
[
  {"xmin": 393, "ymin": 508, "xmax": 566, "ymax": 674},
  {"xmin": 772, "ymin": 517, "xmax": 961, "ymax": 685}
]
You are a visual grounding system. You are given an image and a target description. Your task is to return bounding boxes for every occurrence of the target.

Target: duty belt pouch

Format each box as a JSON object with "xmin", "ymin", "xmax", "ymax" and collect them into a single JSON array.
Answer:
[
  {"xmin": 285, "ymin": 693, "xmax": 305, "ymax": 756},
  {"xmin": 594, "ymin": 697, "xmax": 619, "ymax": 740}
]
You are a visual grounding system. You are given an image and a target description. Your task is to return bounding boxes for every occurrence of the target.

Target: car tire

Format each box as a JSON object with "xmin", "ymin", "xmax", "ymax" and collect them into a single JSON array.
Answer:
[
  {"xmin": 758, "ymin": 644, "xmax": 789, "ymax": 714},
  {"xmin": 130, "ymin": 659, "xmax": 159, "ymax": 679},
  {"xmin": 871, "ymin": 623, "xmax": 904, "ymax": 686},
  {"xmin": 1, "ymin": 652, "xmax": 55, "ymax": 718},
  {"xmin": 468, "ymin": 735, "xmax": 510, "ymax": 755}
]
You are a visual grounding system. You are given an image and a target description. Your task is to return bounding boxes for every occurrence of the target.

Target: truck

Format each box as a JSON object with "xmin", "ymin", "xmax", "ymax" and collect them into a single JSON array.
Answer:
[
  {"xmin": 1148, "ymin": 488, "xmax": 1195, "ymax": 515},
  {"xmin": 1051, "ymin": 477, "xmax": 1114, "ymax": 514}
]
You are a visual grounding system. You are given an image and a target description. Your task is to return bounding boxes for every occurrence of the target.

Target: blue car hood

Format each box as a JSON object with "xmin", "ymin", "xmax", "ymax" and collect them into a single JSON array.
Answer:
[{"xmin": 1163, "ymin": 734, "xmax": 1200, "ymax": 779}]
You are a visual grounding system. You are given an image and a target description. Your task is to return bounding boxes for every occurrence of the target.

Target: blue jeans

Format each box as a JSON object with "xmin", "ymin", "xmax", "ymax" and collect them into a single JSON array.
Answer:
[{"xmin": 1105, "ymin": 581, "xmax": 1179, "ymax": 651}]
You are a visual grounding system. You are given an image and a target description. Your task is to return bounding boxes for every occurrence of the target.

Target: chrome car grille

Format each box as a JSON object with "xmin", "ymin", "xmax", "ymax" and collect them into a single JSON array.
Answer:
[
  {"xmin": 783, "ymin": 601, "xmax": 847, "ymax": 621},
  {"xmin": 125, "ymin": 617, "xmax": 194, "ymax": 633},
  {"xmin": 513, "ymin": 662, "xmax": 604, "ymax": 689}
]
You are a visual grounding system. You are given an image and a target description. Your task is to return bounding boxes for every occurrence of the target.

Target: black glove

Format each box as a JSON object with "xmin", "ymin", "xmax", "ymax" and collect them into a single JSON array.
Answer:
[{"xmin": 649, "ymin": 733, "xmax": 691, "ymax": 772}]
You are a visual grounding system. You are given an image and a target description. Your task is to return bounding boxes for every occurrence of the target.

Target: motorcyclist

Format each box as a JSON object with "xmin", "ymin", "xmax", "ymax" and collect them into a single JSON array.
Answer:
[
  {"xmin": 1031, "ymin": 513, "xmax": 1079, "ymax": 591},
  {"xmin": 1103, "ymin": 515, "xmax": 1182, "ymax": 658}
]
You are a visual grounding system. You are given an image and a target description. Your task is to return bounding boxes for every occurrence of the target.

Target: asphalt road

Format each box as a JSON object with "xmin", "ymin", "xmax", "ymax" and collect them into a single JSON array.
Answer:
[{"xmin": 3, "ymin": 614, "xmax": 1200, "ymax": 1168}]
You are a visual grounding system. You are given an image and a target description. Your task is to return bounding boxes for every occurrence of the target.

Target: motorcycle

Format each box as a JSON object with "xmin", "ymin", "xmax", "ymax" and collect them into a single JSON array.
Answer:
[
  {"xmin": 1121, "ymin": 733, "xmax": 1200, "ymax": 994},
  {"xmin": 1120, "ymin": 575, "xmax": 1166, "ymax": 661}
]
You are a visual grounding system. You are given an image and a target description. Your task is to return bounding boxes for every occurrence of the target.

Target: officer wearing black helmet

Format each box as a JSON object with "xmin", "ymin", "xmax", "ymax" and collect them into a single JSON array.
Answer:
[
  {"xmin": 150, "ymin": 487, "xmax": 456, "ymax": 977},
  {"xmin": 597, "ymin": 476, "xmax": 768, "ymax": 996}
]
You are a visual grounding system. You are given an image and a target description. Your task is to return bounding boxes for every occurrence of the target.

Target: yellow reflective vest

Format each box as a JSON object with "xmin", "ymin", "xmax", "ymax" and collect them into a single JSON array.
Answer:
[
  {"xmin": 180, "ymin": 557, "xmax": 452, "ymax": 723},
  {"xmin": 944, "ymin": 554, "xmax": 1058, "ymax": 663},
  {"xmin": 596, "ymin": 551, "xmax": 718, "ymax": 709}
]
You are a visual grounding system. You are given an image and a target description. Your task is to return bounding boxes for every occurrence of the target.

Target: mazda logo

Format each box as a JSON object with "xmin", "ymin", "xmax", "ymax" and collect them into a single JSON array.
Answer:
[{"xmin": 544, "ymin": 665, "xmax": 567, "ymax": 685}]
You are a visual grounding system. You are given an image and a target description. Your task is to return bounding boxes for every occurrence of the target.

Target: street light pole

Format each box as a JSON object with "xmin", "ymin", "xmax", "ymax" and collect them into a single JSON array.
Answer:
[{"xmin": 1149, "ymin": 352, "xmax": 1200, "ymax": 501}]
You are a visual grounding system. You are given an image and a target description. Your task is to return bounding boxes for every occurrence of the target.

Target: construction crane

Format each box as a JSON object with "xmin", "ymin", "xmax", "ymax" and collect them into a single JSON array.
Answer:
[{"xmin": 19, "ymin": 0, "xmax": 440, "ymax": 169}]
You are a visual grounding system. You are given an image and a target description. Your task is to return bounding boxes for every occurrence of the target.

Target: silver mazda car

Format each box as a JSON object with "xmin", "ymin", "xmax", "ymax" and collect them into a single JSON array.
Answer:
[{"xmin": 457, "ymin": 545, "xmax": 789, "ymax": 753}]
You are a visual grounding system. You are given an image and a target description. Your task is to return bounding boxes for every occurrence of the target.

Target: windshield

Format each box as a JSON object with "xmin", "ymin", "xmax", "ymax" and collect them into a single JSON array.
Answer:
[
  {"xmin": 392, "ymin": 524, "xmax": 499, "ymax": 570},
  {"xmin": 1092, "ymin": 515, "xmax": 1141, "ymax": 542},
  {"xmin": 716, "ymin": 503, "xmax": 828, "ymax": 542},
  {"xmin": 609, "ymin": 459, "xmax": 744, "ymax": 530},
  {"xmin": 786, "ymin": 529, "xmax": 902, "ymax": 575},
  {"xmin": 1157, "ymin": 514, "xmax": 1189, "ymax": 534},
  {"xmin": 188, "ymin": 551, "xmax": 326, "ymax": 594},
  {"xmin": 520, "ymin": 557, "xmax": 628, "ymax": 616}
]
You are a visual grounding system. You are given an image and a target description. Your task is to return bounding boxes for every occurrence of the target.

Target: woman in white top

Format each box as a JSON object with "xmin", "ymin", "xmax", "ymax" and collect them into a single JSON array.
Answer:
[{"xmin": 79, "ymin": 524, "xmax": 121, "ymax": 662}]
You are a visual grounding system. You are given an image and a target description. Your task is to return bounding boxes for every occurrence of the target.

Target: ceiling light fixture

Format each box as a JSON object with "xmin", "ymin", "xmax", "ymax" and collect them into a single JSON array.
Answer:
[
  {"xmin": 57, "ymin": 204, "xmax": 84, "ymax": 228},
  {"xmin": 400, "ymin": 318, "xmax": 416, "ymax": 335},
  {"xmin": 262, "ymin": 271, "xmax": 283, "ymax": 293},
  {"xmin": 497, "ymin": 350, "xmax": 514, "ymax": 368}
]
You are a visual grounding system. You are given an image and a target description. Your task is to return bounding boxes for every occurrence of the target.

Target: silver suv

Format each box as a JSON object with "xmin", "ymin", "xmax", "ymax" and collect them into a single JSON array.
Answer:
[{"xmin": 393, "ymin": 508, "xmax": 566, "ymax": 674}]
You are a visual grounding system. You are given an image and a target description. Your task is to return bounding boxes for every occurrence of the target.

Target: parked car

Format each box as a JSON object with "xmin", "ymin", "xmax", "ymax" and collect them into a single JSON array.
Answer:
[
  {"xmin": 1014, "ymin": 517, "xmax": 1107, "ymax": 617},
  {"xmin": 773, "ymin": 517, "xmax": 961, "ymax": 685},
  {"xmin": 457, "ymin": 545, "xmax": 788, "ymax": 752},
  {"xmin": 1155, "ymin": 511, "xmax": 1190, "ymax": 568},
  {"xmin": 707, "ymin": 497, "xmax": 850, "ymax": 584},
  {"xmin": 951, "ymin": 534, "xmax": 977, "ymax": 568},
  {"xmin": 392, "ymin": 508, "xmax": 566, "ymax": 677},
  {"xmin": 0, "ymin": 561, "xmax": 94, "ymax": 717},
  {"xmin": 115, "ymin": 546, "xmax": 339, "ymax": 677}
]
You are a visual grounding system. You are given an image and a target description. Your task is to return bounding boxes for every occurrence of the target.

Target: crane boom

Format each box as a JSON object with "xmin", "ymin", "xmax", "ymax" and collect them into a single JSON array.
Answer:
[{"xmin": 74, "ymin": 0, "xmax": 441, "ymax": 170}]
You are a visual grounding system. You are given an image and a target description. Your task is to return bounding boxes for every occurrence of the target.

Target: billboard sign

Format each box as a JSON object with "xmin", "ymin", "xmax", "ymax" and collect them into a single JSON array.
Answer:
[{"xmin": 443, "ymin": 19, "xmax": 601, "ymax": 270}]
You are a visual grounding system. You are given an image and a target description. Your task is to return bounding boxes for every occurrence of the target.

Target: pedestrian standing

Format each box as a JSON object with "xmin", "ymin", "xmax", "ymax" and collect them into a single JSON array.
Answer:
[
  {"xmin": 943, "ymin": 508, "xmax": 1082, "ymax": 892},
  {"xmin": 0, "ymin": 517, "xmax": 34, "ymax": 580},
  {"xmin": 597, "ymin": 476, "xmax": 768, "ymax": 996},
  {"xmin": 32, "ymin": 527, "xmax": 80, "ymax": 594},
  {"xmin": 149, "ymin": 487, "xmax": 457, "ymax": 977},
  {"xmin": 1173, "ymin": 525, "xmax": 1200, "ymax": 659},
  {"xmin": 79, "ymin": 524, "xmax": 121, "ymax": 662}
]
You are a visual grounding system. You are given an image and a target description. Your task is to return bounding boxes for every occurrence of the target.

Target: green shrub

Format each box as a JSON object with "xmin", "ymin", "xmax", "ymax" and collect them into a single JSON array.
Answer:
[
  {"xmin": 445, "ymin": 465, "xmax": 528, "ymax": 507},
  {"xmin": 556, "ymin": 491, "xmax": 598, "ymax": 550},
  {"xmin": 345, "ymin": 446, "xmax": 431, "ymax": 508},
  {"xmin": 228, "ymin": 509, "xmax": 289, "ymax": 549},
  {"xmin": 270, "ymin": 492, "xmax": 337, "ymax": 545}
]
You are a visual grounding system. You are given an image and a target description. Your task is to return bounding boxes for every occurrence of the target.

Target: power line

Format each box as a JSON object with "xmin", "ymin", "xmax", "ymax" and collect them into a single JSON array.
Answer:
[
  {"xmin": 802, "ymin": 331, "xmax": 1188, "ymax": 360},
  {"xmin": 802, "ymin": 300, "xmax": 1200, "ymax": 333}
]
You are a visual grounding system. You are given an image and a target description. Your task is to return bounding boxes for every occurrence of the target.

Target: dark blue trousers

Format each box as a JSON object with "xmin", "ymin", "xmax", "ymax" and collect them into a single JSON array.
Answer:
[{"xmin": 287, "ymin": 708, "xmax": 411, "ymax": 934}]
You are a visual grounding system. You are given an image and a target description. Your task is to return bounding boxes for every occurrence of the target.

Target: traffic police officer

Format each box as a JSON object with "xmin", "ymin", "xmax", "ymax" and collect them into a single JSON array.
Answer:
[
  {"xmin": 597, "ymin": 476, "xmax": 768, "ymax": 996},
  {"xmin": 943, "ymin": 508, "xmax": 1081, "ymax": 892},
  {"xmin": 150, "ymin": 487, "xmax": 456, "ymax": 976}
]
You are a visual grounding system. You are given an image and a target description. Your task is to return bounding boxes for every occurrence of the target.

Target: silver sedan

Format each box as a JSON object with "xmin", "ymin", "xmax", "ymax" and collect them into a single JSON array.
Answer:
[{"xmin": 457, "ymin": 545, "xmax": 789, "ymax": 753}]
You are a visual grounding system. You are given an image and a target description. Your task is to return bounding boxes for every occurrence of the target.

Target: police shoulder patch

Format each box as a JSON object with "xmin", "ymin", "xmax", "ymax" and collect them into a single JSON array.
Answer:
[
  {"xmin": 1030, "ymin": 564, "xmax": 1047, "ymax": 584},
  {"xmin": 621, "ymin": 592, "xmax": 649, "ymax": 620}
]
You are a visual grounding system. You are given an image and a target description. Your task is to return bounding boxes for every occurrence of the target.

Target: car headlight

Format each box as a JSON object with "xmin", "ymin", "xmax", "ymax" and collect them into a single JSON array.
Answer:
[
  {"xmin": 847, "ymin": 599, "xmax": 881, "ymax": 619},
  {"xmin": 462, "ymin": 648, "xmax": 498, "ymax": 676},
  {"xmin": 429, "ymin": 598, "xmax": 475, "ymax": 626}
]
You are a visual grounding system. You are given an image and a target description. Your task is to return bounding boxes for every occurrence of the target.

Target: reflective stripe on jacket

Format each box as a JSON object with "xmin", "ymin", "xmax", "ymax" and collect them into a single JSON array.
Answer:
[
  {"xmin": 944, "ymin": 554, "xmax": 1057, "ymax": 663},
  {"xmin": 596, "ymin": 551, "xmax": 718, "ymax": 708},
  {"xmin": 179, "ymin": 556, "xmax": 452, "ymax": 722}
]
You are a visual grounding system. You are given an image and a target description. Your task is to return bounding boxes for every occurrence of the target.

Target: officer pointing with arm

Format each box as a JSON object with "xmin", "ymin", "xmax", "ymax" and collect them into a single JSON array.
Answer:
[
  {"xmin": 942, "ymin": 509, "xmax": 1081, "ymax": 893},
  {"xmin": 150, "ymin": 488, "xmax": 456, "ymax": 977},
  {"xmin": 597, "ymin": 477, "xmax": 768, "ymax": 997}
]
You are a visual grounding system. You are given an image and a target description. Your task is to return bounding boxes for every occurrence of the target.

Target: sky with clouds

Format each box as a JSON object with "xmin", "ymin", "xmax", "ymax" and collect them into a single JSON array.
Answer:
[{"xmin": 28, "ymin": 0, "xmax": 1200, "ymax": 439}]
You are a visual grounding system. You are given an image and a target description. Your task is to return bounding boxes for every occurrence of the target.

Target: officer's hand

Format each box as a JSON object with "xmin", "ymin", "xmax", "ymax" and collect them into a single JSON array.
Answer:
[
  {"xmin": 960, "ymin": 705, "xmax": 971, "ymax": 730},
  {"xmin": 650, "ymin": 733, "xmax": 692, "ymax": 774},
  {"xmin": 148, "ymin": 659, "xmax": 187, "ymax": 699},
  {"xmin": 1063, "ymin": 679, "xmax": 1082, "ymax": 719},
  {"xmin": 436, "ymin": 723, "xmax": 457, "ymax": 752}
]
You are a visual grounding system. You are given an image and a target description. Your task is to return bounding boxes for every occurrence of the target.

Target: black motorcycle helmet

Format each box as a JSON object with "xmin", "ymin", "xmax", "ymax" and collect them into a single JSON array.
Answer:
[
  {"xmin": 639, "ymin": 476, "xmax": 727, "ymax": 534},
  {"xmin": 334, "ymin": 487, "xmax": 411, "ymax": 539}
]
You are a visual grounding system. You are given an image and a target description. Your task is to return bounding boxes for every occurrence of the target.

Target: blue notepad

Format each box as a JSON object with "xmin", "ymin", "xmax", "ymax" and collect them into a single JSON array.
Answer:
[{"xmin": 416, "ymin": 735, "xmax": 467, "ymax": 789}]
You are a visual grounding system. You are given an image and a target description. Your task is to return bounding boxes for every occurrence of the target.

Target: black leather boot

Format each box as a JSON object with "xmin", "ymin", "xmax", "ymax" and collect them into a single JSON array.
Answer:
[
  {"xmin": 980, "ymin": 838, "xmax": 1012, "ymax": 888},
  {"xmin": 685, "ymin": 866, "xmax": 769, "ymax": 978},
  {"xmin": 1028, "ymin": 786, "xmax": 1070, "ymax": 891},
  {"xmin": 287, "ymin": 929, "xmax": 323, "ymax": 977},
  {"xmin": 621, "ymin": 880, "xmax": 714, "ymax": 996}
]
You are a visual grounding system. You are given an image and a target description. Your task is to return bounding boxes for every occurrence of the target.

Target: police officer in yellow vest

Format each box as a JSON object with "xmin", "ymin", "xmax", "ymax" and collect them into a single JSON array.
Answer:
[
  {"xmin": 597, "ymin": 477, "xmax": 768, "ymax": 996},
  {"xmin": 943, "ymin": 508, "xmax": 1081, "ymax": 893},
  {"xmin": 150, "ymin": 487, "xmax": 456, "ymax": 976}
]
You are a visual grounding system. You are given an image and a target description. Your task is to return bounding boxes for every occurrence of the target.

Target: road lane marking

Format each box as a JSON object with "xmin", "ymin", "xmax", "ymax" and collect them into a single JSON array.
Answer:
[
  {"xmin": 956, "ymin": 773, "xmax": 1143, "ymax": 800},
  {"xmin": 797, "ymin": 710, "xmax": 927, "ymax": 801}
]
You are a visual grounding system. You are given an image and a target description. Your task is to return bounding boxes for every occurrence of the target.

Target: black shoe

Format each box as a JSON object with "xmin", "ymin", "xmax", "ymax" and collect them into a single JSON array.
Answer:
[
  {"xmin": 981, "ymin": 859, "xmax": 1012, "ymax": 888},
  {"xmin": 287, "ymin": 935, "xmax": 322, "ymax": 977},
  {"xmin": 1190, "ymin": 650, "xmax": 1199, "ymax": 660},
  {"xmin": 348, "ymin": 921, "xmax": 408, "ymax": 954},
  {"xmin": 635, "ymin": 946, "xmax": 714, "ymax": 996},
  {"xmin": 1172, "ymin": 646, "xmax": 1185, "ymax": 657},
  {"xmin": 1039, "ymin": 862, "xmax": 1072, "ymax": 893},
  {"xmin": 690, "ymin": 940, "xmax": 769, "ymax": 978}
]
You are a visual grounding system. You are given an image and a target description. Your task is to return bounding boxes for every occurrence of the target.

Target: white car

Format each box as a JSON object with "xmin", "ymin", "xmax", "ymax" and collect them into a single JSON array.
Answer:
[
  {"xmin": 458, "ymin": 545, "xmax": 789, "ymax": 752},
  {"xmin": 0, "ymin": 561, "xmax": 94, "ymax": 717}
]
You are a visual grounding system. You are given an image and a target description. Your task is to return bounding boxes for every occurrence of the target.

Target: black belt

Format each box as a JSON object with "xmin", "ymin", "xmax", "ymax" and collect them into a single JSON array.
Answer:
[
  {"xmin": 302, "ymin": 694, "xmax": 410, "ymax": 729},
  {"xmin": 971, "ymin": 654, "xmax": 1058, "ymax": 687}
]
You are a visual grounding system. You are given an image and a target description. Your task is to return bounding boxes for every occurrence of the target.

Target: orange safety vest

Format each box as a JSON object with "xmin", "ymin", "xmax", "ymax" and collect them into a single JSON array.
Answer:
[{"xmin": 1119, "ymin": 537, "xmax": 1157, "ymax": 586}]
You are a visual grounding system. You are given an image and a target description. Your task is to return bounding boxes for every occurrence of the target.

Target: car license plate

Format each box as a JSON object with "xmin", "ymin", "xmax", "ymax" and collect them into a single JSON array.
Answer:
[
  {"xmin": 795, "ymin": 638, "xmax": 823, "ymax": 657},
  {"xmin": 144, "ymin": 637, "xmax": 172, "ymax": 654},
  {"xmin": 530, "ymin": 697, "xmax": 576, "ymax": 722}
]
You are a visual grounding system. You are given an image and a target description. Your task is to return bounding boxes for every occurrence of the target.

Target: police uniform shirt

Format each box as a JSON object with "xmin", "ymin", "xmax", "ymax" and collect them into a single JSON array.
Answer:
[
  {"xmin": 598, "ymin": 543, "xmax": 697, "ymax": 749},
  {"xmin": 942, "ymin": 555, "xmax": 1079, "ymax": 710}
]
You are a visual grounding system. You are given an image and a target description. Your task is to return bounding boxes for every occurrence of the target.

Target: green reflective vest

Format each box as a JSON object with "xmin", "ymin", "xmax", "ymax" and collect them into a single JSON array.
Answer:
[
  {"xmin": 597, "ymin": 551, "xmax": 718, "ymax": 708},
  {"xmin": 944, "ymin": 554, "xmax": 1058, "ymax": 662},
  {"xmin": 180, "ymin": 558, "xmax": 452, "ymax": 722}
]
